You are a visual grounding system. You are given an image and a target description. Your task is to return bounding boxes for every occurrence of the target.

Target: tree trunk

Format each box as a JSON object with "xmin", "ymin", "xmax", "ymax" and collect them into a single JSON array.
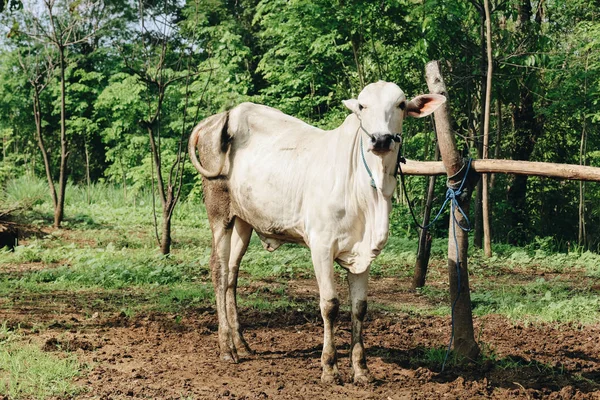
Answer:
[
  {"xmin": 55, "ymin": 45, "xmax": 69, "ymax": 229},
  {"xmin": 482, "ymin": 0, "xmax": 493, "ymax": 257},
  {"xmin": 160, "ymin": 207, "xmax": 172, "ymax": 255},
  {"xmin": 413, "ymin": 231, "xmax": 432, "ymax": 289},
  {"xmin": 578, "ymin": 51, "xmax": 589, "ymax": 248},
  {"xmin": 474, "ymin": 182, "xmax": 483, "ymax": 248},
  {"xmin": 351, "ymin": 37, "xmax": 365, "ymax": 89},
  {"xmin": 147, "ymin": 123, "xmax": 170, "ymax": 254},
  {"xmin": 116, "ymin": 152, "xmax": 127, "ymax": 202},
  {"xmin": 33, "ymin": 86, "xmax": 58, "ymax": 211},
  {"xmin": 507, "ymin": 0, "xmax": 541, "ymax": 245},
  {"xmin": 490, "ymin": 99, "xmax": 502, "ymax": 189},
  {"xmin": 425, "ymin": 60, "xmax": 480, "ymax": 360},
  {"xmin": 412, "ymin": 145, "xmax": 439, "ymax": 290},
  {"xmin": 473, "ymin": 6, "xmax": 486, "ymax": 250},
  {"xmin": 85, "ymin": 143, "xmax": 91, "ymax": 205}
]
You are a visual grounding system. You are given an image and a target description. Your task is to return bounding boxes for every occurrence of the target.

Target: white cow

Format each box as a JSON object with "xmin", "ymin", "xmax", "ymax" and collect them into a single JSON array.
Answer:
[{"xmin": 189, "ymin": 81, "xmax": 445, "ymax": 384}]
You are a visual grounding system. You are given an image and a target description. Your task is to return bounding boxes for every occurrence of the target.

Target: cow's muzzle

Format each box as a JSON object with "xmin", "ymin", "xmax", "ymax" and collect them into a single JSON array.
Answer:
[{"xmin": 369, "ymin": 133, "xmax": 401, "ymax": 154}]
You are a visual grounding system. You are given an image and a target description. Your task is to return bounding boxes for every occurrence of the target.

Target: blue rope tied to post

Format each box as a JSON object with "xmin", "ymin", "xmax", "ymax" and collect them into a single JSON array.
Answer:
[
  {"xmin": 397, "ymin": 157, "xmax": 473, "ymax": 371},
  {"xmin": 398, "ymin": 157, "xmax": 472, "ymax": 232}
]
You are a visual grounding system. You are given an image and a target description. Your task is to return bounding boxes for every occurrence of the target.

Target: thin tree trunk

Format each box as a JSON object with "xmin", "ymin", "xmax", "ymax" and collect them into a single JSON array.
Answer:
[
  {"xmin": 413, "ymin": 145, "xmax": 440, "ymax": 290},
  {"xmin": 579, "ymin": 152, "xmax": 586, "ymax": 248},
  {"xmin": 351, "ymin": 37, "xmax": 365, "ymax": 89},
  {"xmin": 55, "ymin": 45, "xmax": 69, "ymax": 228},
  {"xmin": 473, "ymin": 6, "xmax": 486, "ymax": 250},
  {"xmin": 425, "ymin": 60, "xmax": 480, "ymax": 360},
  {"xmin": 85, "ymin": 143, "xmax": 91, "ymax": 205},
  {"xmin": 33, "ymin": 86, "xmax": 58, "ymax": 210},
  {"xmin": 120, "ymin": 154, "xmax": 127, "ymax": 202},
  {"xmin": 160, "ymin": 204, "xmax": 172, "ymax": 255},
  {"xmin": 578, "ymin": 51, "xmax": 589, "ymax": 248},
  {"xmin": 482, "ymin": 0, "xmax": 493, "ymax": 257},
  {"xmin": 507, "ymin": 0, "xmax": 541, "ymax": 245},
  {"xmin": 490, "ymin": 99, "xmax": 502, "ymax": 189},
  {"xmin": 147, "ymin": 123, "xmax": 171, "ymax": 254}
]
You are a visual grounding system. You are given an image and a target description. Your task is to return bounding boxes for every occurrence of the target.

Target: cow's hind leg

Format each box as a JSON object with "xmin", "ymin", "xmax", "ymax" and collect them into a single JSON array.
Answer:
[
  {"xmin": 226, "ymin": 218, "xmax": 253, "ymax": 357},
  {"xmin": 348, "ymin": 270, "xmax": 373, "ymax": 385},
  {"xmin": 311, "ymin": 246, "xmax": 341, "ymax": 384},
  {"xmin": 210, "ymin": 224, "xmax": 238, "ymax": 362}
]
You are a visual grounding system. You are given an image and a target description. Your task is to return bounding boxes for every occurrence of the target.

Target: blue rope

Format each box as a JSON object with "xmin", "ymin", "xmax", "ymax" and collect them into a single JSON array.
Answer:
[
  {"xmin": 398, "ymin": 157, "xmax": 472, "ymax": 232},
  {"xmin": 398, "ymin": 157, "xmax": 473, "ymax": 371},
  {"xmin": 360, "ymin": 132, "xmax": 403, "ymax": 190},
  {"xmin": 360, "ymin": 135, "xmax": 377, "ymax": 188}
]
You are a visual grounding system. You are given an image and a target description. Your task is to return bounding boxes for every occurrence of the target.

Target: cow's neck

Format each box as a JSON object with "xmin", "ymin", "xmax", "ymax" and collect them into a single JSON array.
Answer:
[
  {"xmin": 349, "ymin": 117, "xmax": 399, "ymax": 254},
  {"xmin": 351, "ymin": 124, "xmax": 399, "ymax": 199}
]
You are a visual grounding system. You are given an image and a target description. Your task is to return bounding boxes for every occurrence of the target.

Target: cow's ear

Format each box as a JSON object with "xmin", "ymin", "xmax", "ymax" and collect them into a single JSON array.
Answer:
[
  {"xmin": 406, "ymin": 94, "xmax": 446, "ymax": 118},
  {"xmin": 343, "ymin": 99, "xmax": 361, "ymax": 115}
]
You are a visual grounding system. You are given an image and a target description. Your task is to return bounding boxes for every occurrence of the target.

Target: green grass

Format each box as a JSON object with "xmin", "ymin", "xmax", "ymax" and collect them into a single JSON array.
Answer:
[
  {"xmin": 0, "ymin": 323, "xmax": 83, "ymax": 399},
  {"xmin": 3, "ymin": 175, "xmax": 600, "ymax": 326},
  {"xmin": 1, "ymin": 174, "xmax": 48, "ymax": 210},
  {"xmin": 471, "ymin": 277, "xmax": 600, "ymax": 324},
  {"xmin": 5, "ymin": 167, "xmax": 600, "ymax": 399}
]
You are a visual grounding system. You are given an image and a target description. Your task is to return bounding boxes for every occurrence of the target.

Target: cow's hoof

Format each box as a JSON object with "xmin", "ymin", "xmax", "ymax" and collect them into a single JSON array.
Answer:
[
  {"xmin": 234, "ymin": 339, "xmax": 254, "ymax": 358},
  {"xmin": 321, "ymin": 371, "xmax": 343, "ymax": 385},
  {"xmin": 236, "ymin": 347, "xmax": 254, "ymax": 358},
  {"xmin": 353, "ymin": 372, "xmax": 374, "ymax": 386},
  {"xmin": 220, "ymin": 351, "xmax": 239, "ymax": 363}
]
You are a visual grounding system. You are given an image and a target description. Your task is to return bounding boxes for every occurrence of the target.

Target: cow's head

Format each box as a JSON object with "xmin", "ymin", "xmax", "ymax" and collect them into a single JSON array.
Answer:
[{"xmin": 343, "ymin": 81, "xmax": 446, "ymax": 155}]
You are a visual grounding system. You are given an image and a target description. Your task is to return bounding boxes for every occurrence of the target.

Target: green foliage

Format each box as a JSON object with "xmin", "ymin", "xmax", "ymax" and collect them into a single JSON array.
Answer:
[{"xmin": 0, "ymin": 0, "xmax": 599, "ymax": 249}]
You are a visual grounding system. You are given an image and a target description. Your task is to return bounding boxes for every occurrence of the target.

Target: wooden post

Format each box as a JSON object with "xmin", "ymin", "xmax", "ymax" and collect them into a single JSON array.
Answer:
[{"xmin": 425, "ymin": 61, "xmax": 480, "ymax": 360}]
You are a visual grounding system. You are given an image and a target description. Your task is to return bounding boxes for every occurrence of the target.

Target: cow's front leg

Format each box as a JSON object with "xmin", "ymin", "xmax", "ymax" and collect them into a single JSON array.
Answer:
[
  {"xmin": 311, "ymin": 247, "xmax": 341, "ymax": 384},
  {"xmin": 348, "ymin": 270, "xmax": 373, "ymax": 385},
  {"xmin": 211, "ymin": 226, "xmax": 238, "ymax": 363}
]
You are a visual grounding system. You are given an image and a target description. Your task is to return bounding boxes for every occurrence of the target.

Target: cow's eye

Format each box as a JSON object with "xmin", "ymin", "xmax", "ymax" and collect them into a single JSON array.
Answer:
[
  {"xmin": 398, "ymin": 101, "xmax": 406, "ymax": 110},
  {"xmin": 358, "ymin": 104, "xmax": 364, "ymax": 111}
]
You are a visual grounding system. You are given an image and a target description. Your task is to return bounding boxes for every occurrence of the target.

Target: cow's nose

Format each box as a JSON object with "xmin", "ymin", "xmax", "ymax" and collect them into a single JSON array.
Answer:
[{"xmin": 370, "ymin": 133, "xmax": 395, "ymax": 152}]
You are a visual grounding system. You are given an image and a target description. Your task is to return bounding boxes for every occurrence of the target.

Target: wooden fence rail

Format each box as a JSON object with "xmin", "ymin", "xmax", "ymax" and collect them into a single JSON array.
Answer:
[{"xmin": 400, "ymin": 159, "xmax": 600, "ymax": 182}]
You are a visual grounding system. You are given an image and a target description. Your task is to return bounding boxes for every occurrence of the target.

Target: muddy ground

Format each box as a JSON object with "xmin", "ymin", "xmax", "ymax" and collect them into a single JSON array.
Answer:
[{"xmin": 3, "ymin": 271, "xmax": 600, "ymax": 400}]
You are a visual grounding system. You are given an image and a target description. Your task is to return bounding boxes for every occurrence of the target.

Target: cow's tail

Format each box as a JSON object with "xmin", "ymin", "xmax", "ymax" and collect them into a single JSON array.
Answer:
[{"xmin": 188, "ymin": 112, "xmax": 229, "ymax": 178}]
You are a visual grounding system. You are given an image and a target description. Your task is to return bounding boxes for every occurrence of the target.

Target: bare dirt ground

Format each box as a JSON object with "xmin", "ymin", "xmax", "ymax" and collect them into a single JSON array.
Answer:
[{"xmin": 3, "ymin": 273, "xmax": 600, "ymax": 400}]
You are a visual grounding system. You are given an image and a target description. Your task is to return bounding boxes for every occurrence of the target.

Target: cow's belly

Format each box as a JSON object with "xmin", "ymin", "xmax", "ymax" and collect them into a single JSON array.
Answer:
[{"xmin": 229, "ymin": 178, "xmax": 308, "ymax": 247}]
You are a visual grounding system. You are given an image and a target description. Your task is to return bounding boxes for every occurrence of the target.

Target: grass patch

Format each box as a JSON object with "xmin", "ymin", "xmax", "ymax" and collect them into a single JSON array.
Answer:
[
  {"xmin": 241, "ymin": 240, "xmax": 313, "ymax": 280},
  {"xmin": 0, "ymin": 323, "xmax": 83, "ymax": 399},
  {"xmin": 471, "ymin": 277, "xmax": 600, "ymax": 324},
  {"xmin": 239, "ymin": 292, "xmax": 301, "ymax": 312},
  {"xmin": 4, "ymin": 175, "xmax": 600, "ymax": 330}
]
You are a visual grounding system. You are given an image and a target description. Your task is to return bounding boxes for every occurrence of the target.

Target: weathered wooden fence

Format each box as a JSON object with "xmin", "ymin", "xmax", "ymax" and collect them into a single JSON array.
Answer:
[{"xmin": 410, "ymin": 60, "xmax": 600, "ymax": 359}]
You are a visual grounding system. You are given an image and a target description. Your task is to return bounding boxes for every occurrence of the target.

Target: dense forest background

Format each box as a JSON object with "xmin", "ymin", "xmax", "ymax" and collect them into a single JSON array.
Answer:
[{"xmin": 0, "ymin": 0, "xmax": 599, "ymax": 252}]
